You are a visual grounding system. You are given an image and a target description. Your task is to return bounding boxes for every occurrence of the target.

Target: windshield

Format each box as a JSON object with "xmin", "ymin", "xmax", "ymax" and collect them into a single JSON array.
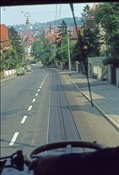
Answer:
[{"xmin": 1, "ymin": 2, "xmax": 119, "ymax": 174}]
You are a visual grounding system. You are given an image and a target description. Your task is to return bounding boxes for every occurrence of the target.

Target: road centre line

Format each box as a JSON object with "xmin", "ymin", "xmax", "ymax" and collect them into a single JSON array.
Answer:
[
  {"xmin": 21, "ymin": 115, "xmax": 27, "ymax": 123},
  {"xmin": 38, "ymin": 89, "xmax": 40, "ymax": 91},
  {"xmin": 35, "ymin": 93, "xmax": 38, "ymax": 96},
  {"xmin": 9, "ymin": 132, "xmax": 19, "ymax": 146},
  {"xmin": 28, "ymin": 105, "xmax": 32, "ymax": 111},
  {"xmin": 32, "ymin": 98, "xmax": 36, "ymax": 102}
]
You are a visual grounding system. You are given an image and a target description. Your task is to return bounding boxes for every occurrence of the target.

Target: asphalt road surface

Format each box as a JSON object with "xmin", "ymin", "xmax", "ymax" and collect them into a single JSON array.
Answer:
[{"xmin": 1, "ymin": 66, "xmax": 119, "ymax": 174}]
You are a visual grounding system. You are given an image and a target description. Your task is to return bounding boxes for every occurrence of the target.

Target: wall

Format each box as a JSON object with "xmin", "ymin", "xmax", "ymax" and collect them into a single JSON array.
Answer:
[
  {"xmin": 0, "ymin": 69, "xmax": 16, "ymax": 78},
  {"xmin": 116, "ymin": 68, "xmax": 119, "ymax": 88},
  {"xmin": 88, "ymin": 56, "xmax": 106, "ymax": 79}
]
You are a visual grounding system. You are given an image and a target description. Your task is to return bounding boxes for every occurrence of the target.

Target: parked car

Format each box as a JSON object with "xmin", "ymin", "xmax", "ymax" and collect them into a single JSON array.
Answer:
[
  {"xmin": 25, "ymin": 65, "xmax": 32, "ymax": 72},
  {"xmin": 16, "ymin": 68, "xmax": 25, "ymax": 76}
]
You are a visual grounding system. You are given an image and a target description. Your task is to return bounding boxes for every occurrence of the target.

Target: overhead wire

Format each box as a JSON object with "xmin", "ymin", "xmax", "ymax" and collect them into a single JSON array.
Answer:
[
  {"xmin": 2, "ymin": 8, "xmax": 19, "ymax": 25},
  {"xmin": 58, "ymin": 4, "xmax": 62, "ymax": 25},
  {"xmin": 70, "ymin": 3, "xmax": 93, "ymax": 107},
  {"xmin": 55, "ymin": 4, "xmax": 58, "ymax": 26}
]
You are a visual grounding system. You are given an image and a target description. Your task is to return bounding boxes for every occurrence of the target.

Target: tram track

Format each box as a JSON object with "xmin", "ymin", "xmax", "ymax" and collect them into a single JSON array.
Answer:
[{"xmin": 47, "ymin": 70, "xmax": 85, "ymax": 151}]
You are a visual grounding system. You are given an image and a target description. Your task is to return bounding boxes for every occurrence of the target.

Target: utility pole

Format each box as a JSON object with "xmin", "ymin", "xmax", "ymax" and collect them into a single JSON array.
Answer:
[{"xmin": 67, "ymin": 26, "xmax": 71, "ymax": 76}]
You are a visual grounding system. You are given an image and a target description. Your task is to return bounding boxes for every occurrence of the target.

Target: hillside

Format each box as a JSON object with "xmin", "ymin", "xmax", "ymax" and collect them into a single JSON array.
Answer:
[
  {"xmin": 46, "ymin": 17, "xmax": 83, "ymax": 26},
  {"xmin": 11, "ymin": 17, "xmax": 83, "ymax": 33}
]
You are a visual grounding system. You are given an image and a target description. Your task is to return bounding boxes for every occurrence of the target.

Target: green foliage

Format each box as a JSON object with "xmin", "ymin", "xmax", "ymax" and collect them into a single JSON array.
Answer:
[
  {"xmin": 8, "ymin": 27, "xmax": 25, "ymax": 69},
  {"xmin": 81, "ymin": 4, "xmax": 90, "ymax": 25},
  {"xmin": 93, "ymin": 2, "xmax": 119, "ymax": 66},
  {"xmin": 72, "ymin": 5, "xmax": 100, "ymax": 63},
  {"xmin": 46, "ymin": 17, "xmax": 83, "ymax": 26},
  {"xmin": 55, "ymin": 20, "xmax": 74, "ymax": 67},
  {"xmin": 40, "ymin": 37, "xmax": 54, "ymax": 66},
  {"xmin": 1, "ymin": 27, "xmax": 25, "ymax": 70},
  {"xmin": 9, "ymin": 27, "xmax": 25, "ymax": 59},
  {"xmin": 31, "ymin": 41, "xmax": 43, "ymax": 58},
  {"xmin": 83, "ymin": 27, "xmax": 100, "ymax": 57},
  {"xmin": 58, "ymin": 20, "xmax": 68, "ymax": 38}
]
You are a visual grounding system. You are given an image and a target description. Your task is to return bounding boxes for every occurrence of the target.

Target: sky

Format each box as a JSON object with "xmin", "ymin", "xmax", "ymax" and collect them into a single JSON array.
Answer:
[{"xmin": 1, "ymin": 3, "xmax": 95, "ymax": 26}]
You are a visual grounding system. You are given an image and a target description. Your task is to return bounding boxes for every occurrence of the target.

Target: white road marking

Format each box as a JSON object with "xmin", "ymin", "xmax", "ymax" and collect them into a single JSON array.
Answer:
[
  {"xmin": 38, "ymin": 89, "xmax": 40, "ymax": 91},
  {"xmin": 9, "ymin": 132, "xmax": 19, "ymax": 146},
  {"xmin": 28, "ymin": 106, "xmax": 32, "ymax": 111},
  {"xmin": 35, "ymin": 93, "xmax": 38, "ymax": 96},
  {"xmin": 32, "ymin": 98, "xmax": 36, "ymax": 102},
  {"xmin": 21, "ymin": 115, "xmax": 27, "ymax": 123},
  {"xmin": 39, "ymin": 86, "xmax": 42, "ymax": 89}
]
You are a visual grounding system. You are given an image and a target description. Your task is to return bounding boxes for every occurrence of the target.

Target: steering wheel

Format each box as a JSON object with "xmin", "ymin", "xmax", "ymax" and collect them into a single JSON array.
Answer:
[{"xmin": 25, "ymin": 141, "xmax": 107, "ymax": 166}]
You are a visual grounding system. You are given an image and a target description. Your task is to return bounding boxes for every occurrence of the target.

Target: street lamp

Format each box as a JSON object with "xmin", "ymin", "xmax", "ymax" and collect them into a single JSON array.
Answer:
[{"xmin": 67, "ymin": 26, "xmax": 71, "ymax": 76}]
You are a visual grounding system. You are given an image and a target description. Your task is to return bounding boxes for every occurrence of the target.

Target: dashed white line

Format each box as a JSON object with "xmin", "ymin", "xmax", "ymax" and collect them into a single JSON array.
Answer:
[
  {"xmin": 9, "ymin": 132, "xmax": 19, "ymax": 146},
  {"xmin": 28, "ymin": 105, "xmax": 32, "ymax": 111},
  {"xmin": 9, "ymin": 74, "xmax": 49, "ymax": 146},
  {"xmin": 32, "ymin": 98, "xmax": 36, "ymax": 103},
  {"xmin": 21, "ymin": 115, "xmax": 27, "ymax": 123}
]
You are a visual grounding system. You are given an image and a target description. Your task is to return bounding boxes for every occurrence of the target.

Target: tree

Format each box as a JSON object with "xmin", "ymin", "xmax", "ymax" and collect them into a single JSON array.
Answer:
[
  {"xmin": 93, "ymin": 2, "xmax": 119, "ymax": 67},
  {"xmin": 55, "ymin": 20, "xmax": 73, "ymax": 68},
  {"xmin": 1, "ymin": 27, "xmax": 25, "ymax": 70},
  {"xmin": 31, "ymin": 41, "xmax": 43, "ymax": 59},
  {"xmin": 83, "ymin": 27, "xmax": 100, "ymax": 57},
  {"xmin": 8, "ymin": 27, "xmax": 25, "ymax": 68},
  {"xmin": 72, "ymin": 5, "xmax": 100, "ymax": 63},
  {"xmin": 81, "ymin": 4, "xmax": 90, "ymax": 25}
]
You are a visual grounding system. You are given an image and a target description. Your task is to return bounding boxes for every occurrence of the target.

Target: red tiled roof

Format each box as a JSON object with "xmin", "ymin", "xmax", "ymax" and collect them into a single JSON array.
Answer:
[
  {"xmin": 45, "ymin": 33, "xmax": 59, "ymax": 43},
  {"xmin": 0, "ymin": 24, "xmax": 9, "ymax": 49},
  {"xmin": 90, "ymin": 3, "xmax": 100, "ymax": 11},
  {"xmin": 0, "ymin": 24, "xmax": 8, "ymax": 41},
  {"xmin": 70, "ymin": 26, "xmax": 81, "ymax": 39},
  {"xmin": 87, "ymin": 3, "xmax": 100, "ymax": 19}
]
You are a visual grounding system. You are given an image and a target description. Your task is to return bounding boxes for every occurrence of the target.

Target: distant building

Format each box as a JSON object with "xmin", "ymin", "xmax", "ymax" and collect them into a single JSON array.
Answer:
[
  {"xmin": 86, "ymin": 3, "xmax": 100, "ymax": 30},
  {"xmin": 70, "ymin": 26, "xmax": 83, "ymax": 43},
  {"xmin": 86, "ymin": 3, "xmax": 106, "ymax": 55},
  {"xmin": 45, "ymin": 32, "xmax": 59, "ymax": 44},
  {"xmin": 0, "ymin": 24, "xmax": 11, "ymax": 52}
]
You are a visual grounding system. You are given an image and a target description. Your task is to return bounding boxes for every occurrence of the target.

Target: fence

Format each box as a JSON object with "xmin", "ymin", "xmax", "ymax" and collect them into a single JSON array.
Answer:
[{"xmin": 0, "ymin": 69, "xmax": 16, "ymax": 78}]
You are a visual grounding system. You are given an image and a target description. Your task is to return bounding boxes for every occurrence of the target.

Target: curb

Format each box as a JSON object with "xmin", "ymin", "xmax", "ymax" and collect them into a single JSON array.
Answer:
[
  {"xmin": 66, "ymin": 75, "xmax": 119, "ymax": 132},
  {"xmin": 1, "ymin": 75, "xmax": 17, "ymax": 83}
]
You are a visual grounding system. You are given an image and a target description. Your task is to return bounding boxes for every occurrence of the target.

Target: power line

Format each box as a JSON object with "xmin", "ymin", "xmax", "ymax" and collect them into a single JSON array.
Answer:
[
  {"xmin": 55, "ymin": 4, "xmax": 57, "ymax": 25},
  {"xmin": 3, "ymin": 9, "xmax": 19, "ymax": 25},
  {"xmin": 59, "ymin": 4, "xmax": 62, "ymax": 20}
]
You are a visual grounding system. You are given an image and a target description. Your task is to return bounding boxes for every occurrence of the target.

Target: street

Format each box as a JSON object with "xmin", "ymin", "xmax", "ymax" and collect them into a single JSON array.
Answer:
[{"xmin": 1, "ymin": 66, "xmax": 119, "ymax": 174}]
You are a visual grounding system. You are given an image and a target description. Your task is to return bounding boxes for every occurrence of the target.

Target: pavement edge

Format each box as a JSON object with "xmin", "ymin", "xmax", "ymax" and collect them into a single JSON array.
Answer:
[{"xmin": 66, "ymin": 75, "xmax": 119, "ymax": 132}]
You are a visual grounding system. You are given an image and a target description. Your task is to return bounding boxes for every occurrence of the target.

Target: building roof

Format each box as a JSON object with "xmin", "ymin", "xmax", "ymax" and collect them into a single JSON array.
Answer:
[
  {"xmin": 0, "ymin": 24, "xmax": 8, "ymax": 41},
  {"xmin": 87, "ymin": 3, "xmax": 100, "ymax": 19},
  {"xmin": 45, "ymin": 32, "xmax": 59, "ymax": 43},
  {"xmin": 70, "ymin": 26, "xmax": 81, "ymax": 40}
]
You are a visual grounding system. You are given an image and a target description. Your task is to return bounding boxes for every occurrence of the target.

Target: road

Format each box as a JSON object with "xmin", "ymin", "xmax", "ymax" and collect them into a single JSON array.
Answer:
[{"xmin": 1, "ymin": 66, "xmax": 119, "ymax": 174}]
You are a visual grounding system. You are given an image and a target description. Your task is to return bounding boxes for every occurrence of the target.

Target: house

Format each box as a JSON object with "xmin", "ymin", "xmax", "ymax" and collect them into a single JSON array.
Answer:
[
  {"xmin": 0, "ymin": 24, "xmax": 11, "ymax": 52},
  {"xmin": 20, "ymin": 31, "xmax": 36, "ymax": 61},
  {"xmin": 86, "ymin": 3, "xmax": 106, "ymax": 55},
  {"xmin": 70, "ymin": 26, "xmax": 84, "ymax": 72},
  {"xmin": 70, "ymin": 26, "xmax": 83, "ymax": 43}
]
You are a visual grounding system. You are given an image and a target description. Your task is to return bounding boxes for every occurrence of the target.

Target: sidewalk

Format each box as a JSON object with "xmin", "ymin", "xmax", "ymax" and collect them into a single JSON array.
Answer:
[
  {"xmin": 65, "ymin": 71, "xmax": 119, "ymax": 131},
  {"xmin": 0, "ymin": 74, "xmax": 17, "ymax": 84}
]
